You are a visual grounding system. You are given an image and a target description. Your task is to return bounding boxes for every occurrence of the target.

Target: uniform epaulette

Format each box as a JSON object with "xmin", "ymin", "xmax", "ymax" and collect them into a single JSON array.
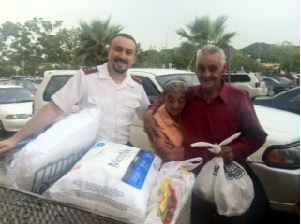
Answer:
[
  {"xmin": 82, "ymin": 66, "xmax": 98, "ymax": 75},
  {"xmin": 131, "ymin": 75, "xmax": 142, "ymax": 85}
]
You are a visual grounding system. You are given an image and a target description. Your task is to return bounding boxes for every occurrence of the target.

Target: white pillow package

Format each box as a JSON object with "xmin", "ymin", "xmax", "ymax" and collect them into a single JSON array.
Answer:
[
  {"xmin": 4, "ymin": 107, "xmax": 101, "ymax": 191},
  {"xmin": 46, "ymin": 141, "xmax": 162, "ymax": 224},
  {"xmin": 144, "ymin": 158, "xmax": 202, "ymax": 224}
]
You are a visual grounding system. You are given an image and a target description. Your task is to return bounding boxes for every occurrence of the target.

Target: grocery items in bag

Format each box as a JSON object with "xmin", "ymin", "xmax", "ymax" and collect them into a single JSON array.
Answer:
[
  {"xmin": 2, "ymin": 108, "xmax": 101, "ymax": 191},
  {"xmin": 144, "ymin": 158, "xmax": 202, "ymax": 224},
  {"xmin": 47, "ymin": 141, "xmax": 162, "ymax": 224},
  {"xmin": 192, "ymin": 133, "xmax": 254, "ymax": 216}
]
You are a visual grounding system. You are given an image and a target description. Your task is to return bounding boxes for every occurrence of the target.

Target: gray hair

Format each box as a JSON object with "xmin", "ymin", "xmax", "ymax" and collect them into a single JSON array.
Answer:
[
  {"xmin": 162, "ymin": 79, "xmax": 188, "ymax": 95},
  {"xmin": 196, "ymin": 44, "xmax": 226, "ymax": 65}
]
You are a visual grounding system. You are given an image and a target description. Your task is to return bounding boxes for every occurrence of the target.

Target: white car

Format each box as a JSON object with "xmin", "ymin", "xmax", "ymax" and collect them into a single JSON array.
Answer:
[
  {"xmin": 0, "ymin": 85, "xmax": 33, "ymax": 136},
  {"xmin": 33, "ymin": 68, "xmax": 199, "ymax": 111},
  {"xmin": 130, "ymin": 105, "xmax": 299, "ymax": 214},
  {"xmin": 128, "ymin": 68, "xmax": 199, "ymax": 103},
  {"xmin": 247, "ymin": 105, "xmax": 299, "ymax": 212},
  {"xmin": 223, "ymin": 72, "xmax": 268, "ymax": 99},
  {"xmin": 33, "ymin": 70, "xmax": 77, "ymax": 113},
  {"xmin": 128, "ymin": 70, "xmax": 299, "ymax": 213}
]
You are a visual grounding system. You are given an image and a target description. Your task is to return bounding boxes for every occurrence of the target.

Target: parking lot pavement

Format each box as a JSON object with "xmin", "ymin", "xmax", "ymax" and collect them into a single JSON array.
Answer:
[{"xmin": 268, "ymin": 210, "xmax": 299, "ymax": 224}]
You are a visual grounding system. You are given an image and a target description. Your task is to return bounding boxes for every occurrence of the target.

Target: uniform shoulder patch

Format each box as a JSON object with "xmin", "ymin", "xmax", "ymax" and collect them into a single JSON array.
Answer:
[
  {"xmin": 82, "ymin": 66, "xmax": 98, "ymax": 75},
  {"xmin": 131, "ymin": 75, "xmax": 142, "ymax": 85}
]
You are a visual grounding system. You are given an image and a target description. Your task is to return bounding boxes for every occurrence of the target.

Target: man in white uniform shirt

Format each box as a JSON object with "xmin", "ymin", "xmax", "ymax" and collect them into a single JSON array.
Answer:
[{"xmin": 0, "ymin": 33, "xmax": 150, "ymax": 152}]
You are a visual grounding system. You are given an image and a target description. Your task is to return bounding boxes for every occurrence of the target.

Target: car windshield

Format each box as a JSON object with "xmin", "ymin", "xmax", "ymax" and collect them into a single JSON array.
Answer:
[
  {"xmin": 272, "ymin": 76, "xmax": 292, "ymax": 85},
  {"xmin": 156, "ymin": 73, "xmax": 199, "ymax": 87},
  {"xmin": 43, "ymin": 75, "xmax": 73, "ymax": 101},
  {"xmin": 0, "ymin": 88, "xmax": 33, "ymax": 104},
  {"xmin": 263, "ymin": 77, "xmax": 280, "ymax": 84}
]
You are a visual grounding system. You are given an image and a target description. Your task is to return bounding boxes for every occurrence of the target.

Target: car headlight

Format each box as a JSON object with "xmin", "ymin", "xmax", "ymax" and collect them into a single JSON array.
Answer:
[
  {"xmin": 5, "ymin": 114, "xmax": 31, "ymax": 119},
  {"xmin": 263, "ymin": 141, "xmax": 300, "ymax": 169}
]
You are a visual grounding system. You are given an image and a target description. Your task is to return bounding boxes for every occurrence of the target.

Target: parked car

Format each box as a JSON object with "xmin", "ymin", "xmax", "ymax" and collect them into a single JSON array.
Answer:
[
  {"xmin": 0, "ymin": 85, "xmax": 33, "ymax": 136},
  {"xmin": 0, "ymin": 79, "xmax": 38, "ymax": 94},
  {"xmin": 10, "ymin": 75, "xmax": 31, "ymax": 81},
  {"xmin": 128, "ymin": 68, "xmax": 199, "ymax": 103},
  {"xmin": 128, "ymin": 71, "xmax": 299, "ymax": 213},
  {"xmin": 262, "ymin": 76, "xmax": 293, "ymax": 96},
  {"xmin": 13, "ymin": 80, "xmax": 38, "ymax": 94},
  {"xmin": 33, "ymin": 70, "xmax": 77, "ymax": 113},
  {"xmin": 254, "ymin": 87, "xmax": 300, "ymax": 114},
  {"xmin": 222, "ymin": 72, "xmax": 268, "ymax": 99},
  {"xmin": 130, "ymin": 104, "xmax": 299, "ymax": 214}
]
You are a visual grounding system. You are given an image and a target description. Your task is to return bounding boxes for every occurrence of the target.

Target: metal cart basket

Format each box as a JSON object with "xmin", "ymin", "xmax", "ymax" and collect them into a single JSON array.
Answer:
[{"xmin": 0, "ymin": 146, "xmax": 191, "ymax": 224}]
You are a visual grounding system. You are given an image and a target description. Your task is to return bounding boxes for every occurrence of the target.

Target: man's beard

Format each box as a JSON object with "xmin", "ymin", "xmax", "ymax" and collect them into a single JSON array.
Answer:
[{"xmin": 112, "ymin": 59, "xmax": 129, "ymax": 74}]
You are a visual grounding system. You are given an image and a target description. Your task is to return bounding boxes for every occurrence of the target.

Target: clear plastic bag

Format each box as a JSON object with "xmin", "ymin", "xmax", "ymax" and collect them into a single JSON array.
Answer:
[{"xmin": 145, "ymin": 158, "xmax": 202, "ymax": 224}]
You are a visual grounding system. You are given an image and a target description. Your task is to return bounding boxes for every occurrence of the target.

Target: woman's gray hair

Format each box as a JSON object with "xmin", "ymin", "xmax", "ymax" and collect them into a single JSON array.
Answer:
[
  {"xmin": 196, "ymin": 44, "xmax": 226, "ymax": 65},
  {"xmin": 162, "ymin": 79, "xmax": 188, "ymax": 95}
]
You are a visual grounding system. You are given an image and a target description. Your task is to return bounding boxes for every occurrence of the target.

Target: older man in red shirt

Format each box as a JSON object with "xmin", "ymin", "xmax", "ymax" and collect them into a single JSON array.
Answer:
[{"xmin": 144, "ymin": 44, "xmax": 268, "ymax": 224}]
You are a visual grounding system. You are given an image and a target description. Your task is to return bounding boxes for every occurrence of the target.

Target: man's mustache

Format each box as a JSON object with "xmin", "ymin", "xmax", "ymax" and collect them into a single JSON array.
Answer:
[
  {"xmin": 114, "ymin": 58, "xmax": 128, "ymax": 64},
  {"xmin": 201, "ymin": 77, "xmax": 216, "ymax": 81}
]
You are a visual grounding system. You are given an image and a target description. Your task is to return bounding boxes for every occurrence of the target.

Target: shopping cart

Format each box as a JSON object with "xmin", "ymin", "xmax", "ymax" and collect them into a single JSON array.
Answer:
[{"xmin": 0, "ymin": 140, "xmax": 191, "ymax": 224}]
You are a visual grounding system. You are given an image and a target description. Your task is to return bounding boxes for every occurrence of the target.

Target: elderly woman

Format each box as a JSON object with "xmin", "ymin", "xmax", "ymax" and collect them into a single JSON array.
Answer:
[{"xmin": 151, "ymin": 79, "xmax": 188, "ymax": 161}]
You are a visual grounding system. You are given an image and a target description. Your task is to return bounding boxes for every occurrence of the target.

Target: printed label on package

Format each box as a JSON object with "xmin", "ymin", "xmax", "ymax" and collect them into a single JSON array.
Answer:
[{"xmin": 121, "ymin": 149, "xmax": 155, "ymax": 189}]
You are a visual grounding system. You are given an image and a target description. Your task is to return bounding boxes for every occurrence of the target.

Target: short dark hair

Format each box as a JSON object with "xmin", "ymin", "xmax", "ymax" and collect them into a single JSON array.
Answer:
[{"xmin": 112, "ymin": 33, "xmax": 137, "ymax": 49}]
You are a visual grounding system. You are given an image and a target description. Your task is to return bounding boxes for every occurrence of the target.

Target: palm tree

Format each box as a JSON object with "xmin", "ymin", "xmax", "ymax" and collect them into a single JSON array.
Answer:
[
  {"xmin": 176, "ymin": 15, "xmax": 236, "ymax": 70},
  {"xmin": 77, "ymin": 18, "xmax": 123, "ymax": 66}
]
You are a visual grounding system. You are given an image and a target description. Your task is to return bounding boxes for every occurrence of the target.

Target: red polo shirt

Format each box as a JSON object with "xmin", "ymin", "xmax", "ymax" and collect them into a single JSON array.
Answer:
[{"xmin": 182, "ymin": 84, "xmax": 267, "ymax": 171}]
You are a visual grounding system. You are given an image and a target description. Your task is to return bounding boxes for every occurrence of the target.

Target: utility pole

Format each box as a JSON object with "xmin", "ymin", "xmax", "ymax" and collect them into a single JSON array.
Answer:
[
  {"xmin": 165, "ymin": 32, "xmax": 168, "ymax": 49},
  {"xmin": 227, "ymin": 46, "xmax": 231, "ymax": 83}
]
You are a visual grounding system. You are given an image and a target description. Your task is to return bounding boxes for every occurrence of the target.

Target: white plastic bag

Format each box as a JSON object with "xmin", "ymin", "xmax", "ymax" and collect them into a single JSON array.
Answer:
[
  {"xmin": 192, "ymin": 133, "xmax": 254, "ymax": 216},
  {"xmin": 214, "ymin": 158, "xmax": 254, "ymax": 216},
  {"xmin": 47, "ymin": 141, "xmax": 162, "ymax": 224},
  {"xmin": 144, "ymin": 158, "xmax": 202, "ymax": 224}
]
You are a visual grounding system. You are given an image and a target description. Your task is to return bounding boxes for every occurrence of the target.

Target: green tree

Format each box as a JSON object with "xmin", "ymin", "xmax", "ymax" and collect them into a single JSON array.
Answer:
[
  {"xmin": 76, "ymin": 18, "xmax": 123, "ymax": 66},
  {"xmin": 176, "ymin": 15, "xmax": 236, "ymax": 70},
  {"xmin": 268, "ymin": 42, "xmax": 300, "ymax": 73},
  {"xmin": 0, "ymin": 18, "xmax": 75, "ymax": 76},
  {"xmin": 231, "ymin": 50, "xmax": 264, "ymax": 72}
]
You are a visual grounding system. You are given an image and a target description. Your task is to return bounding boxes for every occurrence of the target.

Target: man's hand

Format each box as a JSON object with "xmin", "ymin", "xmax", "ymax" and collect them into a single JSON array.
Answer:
[
  {"xmin": 153, "ymin": 137, "xmax": 184, "ymax": 161},
  {"xmin": 217, "ymin": 146, "xmax": 233, "ymax": 165},
  {"xmin": 143, "ymin": 110, "xmax": 160, "ymax": 142},
  {"xmin": 153, "ymin": 137, "xmax": 174, "ymax": 152},
  {"xmin": 0, "ymin": 137, "xmax": 18, "ymax": 154}
]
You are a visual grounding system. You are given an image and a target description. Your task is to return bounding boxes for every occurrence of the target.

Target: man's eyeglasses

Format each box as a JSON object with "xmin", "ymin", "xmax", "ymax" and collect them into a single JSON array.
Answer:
[{"xmin": 197, "ymin": 64, "xmax": 219, "ymax": 73}]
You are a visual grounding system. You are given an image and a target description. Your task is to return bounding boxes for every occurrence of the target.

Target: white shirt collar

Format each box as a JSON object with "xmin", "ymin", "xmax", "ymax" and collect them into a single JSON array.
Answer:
[{"xmin": 97, "ymin": 63, "xmax": 136, "ymax": 87}]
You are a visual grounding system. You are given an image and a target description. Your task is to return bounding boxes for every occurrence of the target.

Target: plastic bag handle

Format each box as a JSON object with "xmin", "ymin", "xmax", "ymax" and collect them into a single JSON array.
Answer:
[
  {"xmin": 179, "ymin": 157, "xmax": 203, "ymax": 171},
  {"xmin": 190, "ymin": 132, "xmax": 241, "ymax": 154},
  {"xmin": 163, "ymin": 157, "xmax": 203, "ymax": 173}
]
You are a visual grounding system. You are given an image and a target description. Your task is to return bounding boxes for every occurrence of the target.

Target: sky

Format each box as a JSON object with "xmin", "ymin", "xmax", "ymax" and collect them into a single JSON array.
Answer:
[{"xmin": 1, "ymin": 0, "xmax": 300, "ymax": 50}]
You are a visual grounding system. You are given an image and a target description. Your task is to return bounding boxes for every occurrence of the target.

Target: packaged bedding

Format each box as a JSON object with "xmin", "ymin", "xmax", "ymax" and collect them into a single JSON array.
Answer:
[
  {"xmin": 47, "ymin": 141, "xmax": 162, "ymax": 224},
  {"xmin": 0, "ymin": 108, "xmax": 101, "ymax": 191}
]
